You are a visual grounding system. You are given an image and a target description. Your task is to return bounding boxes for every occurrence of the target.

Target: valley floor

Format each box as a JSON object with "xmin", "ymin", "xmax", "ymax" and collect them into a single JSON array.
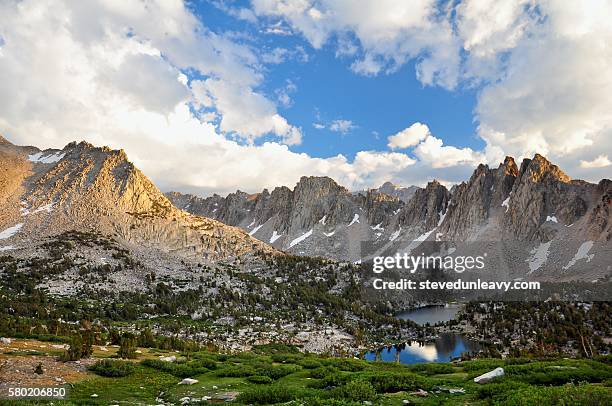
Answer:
[{"xmin": 1, "ymin": 338, "xmax": 612, "ymax": 405}]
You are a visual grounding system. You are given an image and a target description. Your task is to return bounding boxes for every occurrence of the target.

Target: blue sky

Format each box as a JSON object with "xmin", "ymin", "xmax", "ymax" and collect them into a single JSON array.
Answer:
[
  {"xmin": 188, "ymin": 0, "xmax": 481, "ymax": 161},
  {"xmin": 1, "ymin": 1, "xmax": 610, "ymax": 195}
]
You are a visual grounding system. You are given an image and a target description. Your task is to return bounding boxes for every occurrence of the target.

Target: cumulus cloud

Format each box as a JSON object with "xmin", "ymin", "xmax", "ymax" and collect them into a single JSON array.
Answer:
[
  {"xmin": 388, "ymin": 122, "xmax": 431, "ymax": 149},
  {"xmin": 252, "ymin": 0, "xmax": 461, "ymax": 88},
  {"xmin": 413, "ymin": 136, "xmax": 485, "ymax": 169},
  {"xmin": 252, "ymin": 0, "xmax": 612, "ymax": 182},
  {"xmin": 580, "ymin": 155, "xmax": 611, "ymax": 169},
  {"xmin": 0, "ymin": 0, "xmax": 461, "ymax": 196},
  {"xmin": 192, "ymin": 78, "xmax": 302, "ymax": 145}
]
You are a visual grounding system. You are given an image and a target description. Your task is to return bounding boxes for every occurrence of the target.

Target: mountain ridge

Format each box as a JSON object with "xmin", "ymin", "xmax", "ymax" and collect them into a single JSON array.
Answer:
[
  {"xmin": 0, "ymin": 138, "xmax": 278, "ymax": 264},
  {"xmin": 167, "ymin": 152, "xmax": 611, "ymax": 280}
]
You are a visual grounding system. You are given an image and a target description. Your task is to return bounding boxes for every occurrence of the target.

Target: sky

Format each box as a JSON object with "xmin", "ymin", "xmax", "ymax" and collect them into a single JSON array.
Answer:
[{"xmin": 0, "ymin": 0, "xmax": 611, "ymax": 196}]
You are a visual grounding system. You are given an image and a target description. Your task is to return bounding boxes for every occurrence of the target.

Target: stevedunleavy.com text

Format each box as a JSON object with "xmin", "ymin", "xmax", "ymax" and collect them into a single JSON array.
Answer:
[{"xmin": 372, "ymin": 279, "xmax": 541, "ymax": 292}]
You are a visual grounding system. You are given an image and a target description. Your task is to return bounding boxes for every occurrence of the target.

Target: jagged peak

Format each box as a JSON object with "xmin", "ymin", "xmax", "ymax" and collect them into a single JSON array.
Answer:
[
  {"xmin": 63, "ymin": 140, "xmax": 129, "ymax": 161},
  {"xmin": 295, "ymin": 175, "xmax": 347, "ymax": 193},
  {"xmin": 426, "ymin": 179, "xmax": 446, "ymax": 190},
  {"xmin": 499, "ymin": 156, "xmax": 519, "ymax": 176},
  {"xmin": 520, "ymin": 153, "xmax": 571, "ymax": 183}
]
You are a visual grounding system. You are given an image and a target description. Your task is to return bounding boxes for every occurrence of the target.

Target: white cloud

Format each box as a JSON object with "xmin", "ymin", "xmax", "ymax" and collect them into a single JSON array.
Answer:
[
  {"xmin": 388, "ymin": 122, "xmax": 431, "ymax": 149},
  {"xmin": 252, "ymin": 0, "xmax": 461, "ymax": 88},
  {"xmin": 192, "ymin": 78, "xmax": 302, "ymax": 145},
  {"xmin": 580, "ymin": 155, "xmax": 611, "ymax": 169},
  {"xmin": 413, "ymin": 136, "xmax": 485, "ymax": 169},
  {"xmin": 329, "ymin": 119, "xmax": 356, "ymax": 134},
  {"xmin": 252, "ymin": 0, "xmax": 612, "ymax": 182},
  {"xmin": 0, "ymin": 0, "xmax": 463, "ymax": 196},
  {"xmin": 275, "ymin": 79, "xmax": 297, "ymax": 108}
]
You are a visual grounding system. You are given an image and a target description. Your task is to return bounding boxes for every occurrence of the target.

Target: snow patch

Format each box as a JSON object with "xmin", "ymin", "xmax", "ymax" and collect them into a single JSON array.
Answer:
[
  {"xmin": 403, "ymin": 229, "xmax": 436, "ymax": 254},
  {"xmin": 247, "ymin": 220, "xmax": 256, "ymax": 228},
  {"xmin": 501, "ymin": 196, "xmax": 510, "ymax": 212},
  {"xmin": 0, "ymin": 224, "xmax": 23, "ymax": 240},
  {"xmin": 371, "ymin": 223, "xmax": 383, "ymax": 231},
  {"xmin": 319, "ymin": 215, "xmax": 327, "ymax": 225},
  {"xmin": 28, "ymin": 151, "xmax": 65, "ymax": 164},
  {"xmin": 269, "ymin": 230, "xmax": 282, "ymax": 243},
  {"xmin": 0, "ymin": 246, "xmax": 16, "ymax": 252},
  {"xmin": 389, "ymin": 228, "xmax": 401, "ymax": 242},
  {"xmin": 289, "ymin": 229, "xmax": 313, "ymax": 248},
  {"xmin": 323, "ymin": 231, "xmax": 335, "ymax": 237},
  {"xmin": 348, "ymin": 214, "xmax": 360, "ymax": 226},
  {"xmin": 545, "ymin": 215, "xmax": 558, "ymax": 223},
  {"xmin": 248, "ymin": 224, "xmax": 263, "ymax": 236},
  {"xmin": 32, "ymin": 203, "xmax": 54, "ymax": 214},
  {"xmin": 437, "ymin": 207, "xmax": 448, "ymax": 226},
  {"xmin": 563, "ymin": 241, "xmax": 594, "ymax": 270},
  {"xmin": 526, "ymin": 241, "xmax": 551, "ymax": 274}
]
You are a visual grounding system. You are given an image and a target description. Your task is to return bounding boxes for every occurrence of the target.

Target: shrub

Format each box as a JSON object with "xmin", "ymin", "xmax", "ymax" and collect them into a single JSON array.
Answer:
[
  {"xmin": 141, "ymin": 359, "xmax": 208, "ymax": 378},
  {"xmin": 407, "ymin": 363, "xmax": 455, "ymax": 375},
  {"xmin": 237, "ymin": 385, "xmax": 313, "ymax": 404},
  {"xmin": 310, "ymin": 366, "xmax": 339, "ymax": 379},
  {"xmin": 90, "ymin": 359, "xmax": 135, "ymax": 377},
  {"xmin": 333, "ymin": 380, "xmax": 376, "ymax": 401},
  {"xmin": 118, "ymin": 334, "xmax": 138, "ymax": 359},
  {"xmin": 271, "ymin": 353, "xmax": 303, "ymax": 363},
  {"xmin": 360, "ymin": 372, "xmax": 430, "ymax": 393},
  {"xmin": 299, "ymin": 358, "xmax": 323, "ymax": 369},
  {"xmin": 257, "ymin": 364, "xmax": 301, "ymax": 380},
  {"xmin": 215, "ymin": 364, "xmax": 257, "ymax": 377},
  {"xmin": 60, "ymin": 335, "xmax": 83, "ymax": 361},
  {"xmin": 476, "ymin": 380, "xmax": 531, "ymax": 400},
  {"xmin": 247, "ymin": 375, "xmax": 274, "ymax": 384}
]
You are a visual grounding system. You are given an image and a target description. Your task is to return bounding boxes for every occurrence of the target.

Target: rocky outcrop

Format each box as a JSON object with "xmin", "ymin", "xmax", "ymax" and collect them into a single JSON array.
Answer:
[
  {"xmin": 0, "ymin": 139, "xmax": 276, "ymax": 262},
  {"xmin": 168, "ymin": 176, "xmax": 407, "ymax": 259},
  {"xmin": 502, "ymin": 154, "xmax": 593, "ymax": 240},
  {"xmin": 581, "ymin": 179, "xmax": 611, "ymax": 241},
  {"xmin": 375, "ymin": 181, "xmax": 419, "ymax": 202},
  {"xmin": 439, "ymin": 157, "xmax": 518, "ymax": 239},
  {"xmin": 168, "ymin": 152, "xmax": 611, "ymax": 278}
]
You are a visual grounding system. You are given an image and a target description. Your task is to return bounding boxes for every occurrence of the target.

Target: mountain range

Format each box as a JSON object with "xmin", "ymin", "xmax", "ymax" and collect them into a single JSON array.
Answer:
[
  {"xmin": 0, "ymin": 135, "xmax": 610, "ymax": 284},
  {"xmin": 166, "ymin": 153, "xmax": 610, "ymax": 281}
]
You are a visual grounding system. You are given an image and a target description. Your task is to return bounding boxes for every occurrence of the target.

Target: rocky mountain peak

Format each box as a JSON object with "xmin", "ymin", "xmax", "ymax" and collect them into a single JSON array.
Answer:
[
  {"xmin": 294, "ymin": 176, "xmax": 348, "ymax": 196},
  {"xmin": 500, "ymin": 156, "xmax": 519, "ymax": 176},
  {"xmin": 519, "ymin": 153, "xmax": 571, "ymax": 184},
  {"xmin": 0, "ymin": 140, "xmax": 276, "ymax": 262},
  {"xmin": 398, "ymin": 180, "xmax": 450, "ymax": 231}
]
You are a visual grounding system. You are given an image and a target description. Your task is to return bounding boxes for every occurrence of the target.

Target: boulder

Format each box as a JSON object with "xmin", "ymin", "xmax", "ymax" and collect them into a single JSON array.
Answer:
[
  {"xmin": 474, "ymin": 367, "xmax": 504, "ymax": 384},
  {"xmin": 178, "ymin": 378, "xmax": 198, "ymax": 385}
]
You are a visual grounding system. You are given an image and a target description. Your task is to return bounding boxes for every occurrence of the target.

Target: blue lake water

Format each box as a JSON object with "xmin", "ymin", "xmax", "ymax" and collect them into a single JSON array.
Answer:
[
  {"xmin": 364, "ymin": 333, "xmax": 480, "ymax": 364},
  {"xmin": 364, "ymin": 304, "xmax": 480, "ymax": 364},
  {"xmin": 397, "ymin": 304, "xmax": 462, "ymax": 326}
]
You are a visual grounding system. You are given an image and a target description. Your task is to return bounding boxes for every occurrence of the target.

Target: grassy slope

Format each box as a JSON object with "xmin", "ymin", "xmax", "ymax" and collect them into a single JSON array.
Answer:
[{"xmin": 2, "ymin": 341, "xmax": 612, "ymax": 405}]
